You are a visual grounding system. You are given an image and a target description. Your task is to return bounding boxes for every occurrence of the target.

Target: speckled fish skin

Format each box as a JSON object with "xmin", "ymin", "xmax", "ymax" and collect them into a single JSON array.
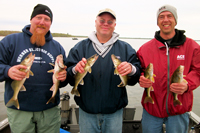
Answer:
[
  {"xmin": 111, "ymin": 54, "xmax": 128, "ymax": 87},
  {"xmin": 71, "ymin": 54, "xmax": 99, "ymax": 97},
  {"xmin": 6, "ymin": 52, "xmax": 35, "ymax": 109},
  {"xmin": 144, "ymin": 63, "xmax": 155, "ymax": 104},
  {"xmin": 170, "ymin": 65, "xmax": 185, "ymax": 106},
  {"xmin": 47, "ymin": 54, "xmax": 65, "ymax": 104}
]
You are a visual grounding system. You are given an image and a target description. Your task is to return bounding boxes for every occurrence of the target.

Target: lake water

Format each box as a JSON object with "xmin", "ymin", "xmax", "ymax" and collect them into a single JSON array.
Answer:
[{"xmin": 0, "ymin": 36, "xmax": 200, "ymax": 122}]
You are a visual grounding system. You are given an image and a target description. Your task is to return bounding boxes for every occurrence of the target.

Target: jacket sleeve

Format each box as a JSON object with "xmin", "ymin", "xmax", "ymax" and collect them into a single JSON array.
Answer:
[
  {"xmin": 0, "ymin": 37, "xmax": 13, "ymax": 82},
  {"xmin": 185, "ymin": 42, "xmax": 200, "ymax": 91},
  {"xmin": 126, "ymin": 44, "xmax": 141, "ymax": 86},
  {"xmin": 65, "ymin": 41, "xmax": 84, "ymax": 86}
]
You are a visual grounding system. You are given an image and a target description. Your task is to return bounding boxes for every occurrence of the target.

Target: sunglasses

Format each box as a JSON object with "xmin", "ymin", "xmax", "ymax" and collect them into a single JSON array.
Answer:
[{"xmin": 99, "ymin": 19, "xmax": 114, "ymax": 25}]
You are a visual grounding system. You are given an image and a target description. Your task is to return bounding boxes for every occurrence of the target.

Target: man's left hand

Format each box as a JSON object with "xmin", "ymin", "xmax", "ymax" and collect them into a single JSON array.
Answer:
[
  {"xmin": 117, "ymin": 62, "xmax": 132, "ymax": 76},
  {"xmin": 170, "ymin": 80, "xmax": 188, "ymax": 95},
  {"xmin": 57, "ymin": 66, "xmax": 67, "ymax": 82}
]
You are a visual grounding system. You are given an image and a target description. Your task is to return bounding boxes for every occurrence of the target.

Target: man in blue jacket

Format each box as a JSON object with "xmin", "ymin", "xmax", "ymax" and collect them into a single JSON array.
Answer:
[
  {"xmin": 66, "ymin": 8, "xmax": 141, "ymax": 133},
  {"xmin": 0, "ymin": 4, "xmax": 68, "ymax": 133}
]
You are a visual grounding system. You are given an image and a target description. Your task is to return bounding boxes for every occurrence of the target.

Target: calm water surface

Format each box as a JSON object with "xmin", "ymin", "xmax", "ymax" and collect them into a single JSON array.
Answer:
[{"xmin": 0, "ymin": 36, "xmax": 199, "ymax": 122}]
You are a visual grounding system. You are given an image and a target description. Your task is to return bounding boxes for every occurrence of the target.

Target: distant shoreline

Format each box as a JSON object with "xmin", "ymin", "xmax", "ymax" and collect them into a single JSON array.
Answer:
[
  {"xmin": 0, "ymin": 30, "xmax": 200, "ymax": 41},
  {"xmin": 0, "ymin": 30, "xmax": 152, "ymax": 40}
]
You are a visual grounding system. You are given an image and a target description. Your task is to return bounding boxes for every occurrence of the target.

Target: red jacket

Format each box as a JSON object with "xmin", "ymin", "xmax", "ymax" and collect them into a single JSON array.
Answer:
[{"xmin": 137, "ymin": 29, "xmax": 200, "ymax": 118}]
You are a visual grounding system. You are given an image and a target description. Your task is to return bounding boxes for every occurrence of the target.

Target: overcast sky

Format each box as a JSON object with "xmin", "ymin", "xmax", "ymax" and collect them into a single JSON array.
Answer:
[{"xmin": 0, "ymin": 0, "xmax": 200, "ymax": 40}]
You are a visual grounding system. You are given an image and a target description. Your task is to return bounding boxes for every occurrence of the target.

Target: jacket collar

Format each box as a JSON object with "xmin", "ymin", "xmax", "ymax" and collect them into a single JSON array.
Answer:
[{"xmin": 155, "ymin": 29, "xmax": 186, "ymax": 47}]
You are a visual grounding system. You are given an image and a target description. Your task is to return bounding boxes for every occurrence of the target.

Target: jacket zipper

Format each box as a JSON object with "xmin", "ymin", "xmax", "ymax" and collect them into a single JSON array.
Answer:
[{"xmin": 164, "ymin": 42, "xmax": 170, "ymax": 116}]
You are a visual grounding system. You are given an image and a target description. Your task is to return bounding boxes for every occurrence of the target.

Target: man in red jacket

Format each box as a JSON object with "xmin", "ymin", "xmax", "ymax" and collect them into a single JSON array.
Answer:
[{"xmin": 137, "ymin": 4, "xmax": 200, "ymax": 133}]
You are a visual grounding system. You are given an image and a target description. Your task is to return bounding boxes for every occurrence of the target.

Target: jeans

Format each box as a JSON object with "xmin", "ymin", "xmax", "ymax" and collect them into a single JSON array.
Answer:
[
  {"xmin": 79, "ymin": 108, "xmax": 123, "ymax": 133},
  {"xmin": 142, "ymin": 108, "xmax": 189, "ymax": 133}
]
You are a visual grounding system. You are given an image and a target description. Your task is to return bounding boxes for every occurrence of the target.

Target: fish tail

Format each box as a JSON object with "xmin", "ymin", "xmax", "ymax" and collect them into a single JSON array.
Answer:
[
  {"xmin": 46, "ymin": 97, "xmax": 55, "ymax": 104},
  {"xmin": 173, "ymin": 100, "xmax": 182, "ymax": 106},
  {"xmin": 117, "ymin": 82, "xmax": 125, "ymax": 87},
  {"xmin": 6, "ymin": 98, "xmax": 20, "ymax": 109},
  {"xmin": 144, "ymin": 96, "xmax": 154, "ymax": 104},
  {"xmin": 71, "ymin": 88, "xmax": 80, "ymax": 97}
]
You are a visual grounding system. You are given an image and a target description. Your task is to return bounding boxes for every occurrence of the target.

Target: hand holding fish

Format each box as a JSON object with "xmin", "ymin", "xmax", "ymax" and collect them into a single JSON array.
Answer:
[
  {"xmin": 56, "ymin": 66, "xmax": 67, "ymax": 82},
  {"xmin": 170, "ymin": 80, "xmax": 188, "ymax": 95},
  {"xmin": 8, "ymin": 65, "xmax": 28, "ymax": 80},
  {"xmin": 139, "ymin": 75, "xmax": 153, "ymax": 88},
  {"xmin": 117, "ymin": 62, "xmax": 132, "ymax": 76},
  {"xmin": 75, "ymin": 58, "xmax": 87, "ymax": 73},
  {"xmin": 71, "ymin": 54, "xmax": 99, "ymax": 96}
]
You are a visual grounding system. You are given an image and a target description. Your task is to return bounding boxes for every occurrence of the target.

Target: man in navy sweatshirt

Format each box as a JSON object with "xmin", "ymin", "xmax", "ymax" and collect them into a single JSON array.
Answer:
[{"xmin": 0, "ymin": 4, "xmax": 68, "ymax": 133}]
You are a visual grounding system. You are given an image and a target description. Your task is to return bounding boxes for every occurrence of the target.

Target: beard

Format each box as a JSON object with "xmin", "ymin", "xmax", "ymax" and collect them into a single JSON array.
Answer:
[{"xmin": 30, "ymin": 25, "xmax": 46, "ymax": 47}]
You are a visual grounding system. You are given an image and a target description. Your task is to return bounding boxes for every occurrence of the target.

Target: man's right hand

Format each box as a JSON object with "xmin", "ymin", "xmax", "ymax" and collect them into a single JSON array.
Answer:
[
  {"xmin": 8, "ymin": 65, "xmax": 27, "ymax": 80},
  {"xmin": 75, "ymin": 58, "xmax": 87, "ymax": 73}
]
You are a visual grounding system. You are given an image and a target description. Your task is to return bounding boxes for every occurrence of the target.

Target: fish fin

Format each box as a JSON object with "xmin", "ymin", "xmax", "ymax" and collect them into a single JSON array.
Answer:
[
  {"xmin": 117, "ymin": 82, "xmax": 125, "ymax": 87},
  {"xmin": 183, "ymin": 79, "xmax": 188, "ymax": 84},
  {"xmin": 20, "ymin": 85, "xmax": 26, "ymax": 91},
  {"xmin": 29, "ymin": 70, "xmax": 34, "ymax": 76},
  {"xmin": 25, "ymin": 71, "xmax": 30, "ymax": 78},
  {"xmin": 150, "ymin": 86, "xmax": 154, "ymax": 91},
  {"xmin": 88, "ymin": 68, "xmax": 92, "ymax": 73},
  {"xmin": 144, "ymin": 96, "xmax": 154, "ymax": 104},
  {"xmin": 173, "ymin": 100, "xmax": 182, "ymax": 106},
  {"xmin": 11, "ymin": 81, "xmax": 17, "ymax": 90},
  {"xmin": 49, "ymin": 63, "xmax": 55, "ymax": 67},
  {"xmin": 71, "ymin": 87, "xmax": 80, "ymax": 97},
  {"xmin": 46, "ymin": 97, "xmax": 55, "ymax": 104},
  {"xmin": 152, "ymin": 77, "xmax": 155, "ymax": 83},
  {"xmin": 6, "ymin": 98, "xmax": 20, "ymax": 109},
  {"xmin": 79, "ymin": 80, "xmax": 84, "ymax": 85},
  {"xmin": 47, "ymin": 69, "xmax": 54, "ymax": 73},
  {"xmin": 50, "ymin": 85, "xmax": 55, "ymax": 91},
  {"xmin": 114, "ymin": 69, "xmax": 119, "ymax": 75}
]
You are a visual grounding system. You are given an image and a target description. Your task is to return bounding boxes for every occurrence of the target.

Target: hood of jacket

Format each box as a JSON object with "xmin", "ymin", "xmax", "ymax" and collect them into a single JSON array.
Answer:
[
  {"xmin": 155, "ymin": 29, "xmax": 186, "ymax": 47},
  {"xmin": 88, "ymin": 31, "xmax": 119, "ymax": 58},
  {"xmin": 22, "ymin": 24, "xmax": 53, "ymax": 42}
]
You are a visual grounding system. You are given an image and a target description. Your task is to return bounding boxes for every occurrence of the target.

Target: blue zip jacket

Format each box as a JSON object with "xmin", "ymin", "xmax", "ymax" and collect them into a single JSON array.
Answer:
[
  {"xmin": 0, "ymin": 25, "xmax": 68, "ymax": 111},
  {"xmin": 66, "ymin": 37, "xmax": 141, "ymax": 114}
]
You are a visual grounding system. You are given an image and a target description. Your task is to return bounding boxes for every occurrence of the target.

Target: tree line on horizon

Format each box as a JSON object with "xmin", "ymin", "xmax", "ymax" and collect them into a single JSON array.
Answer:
[
  {"xmin": 0, "ymin": 30, "xmax": 87, "ymax": 38},
  {"xmin": 0, "ymin": 30, "xmax": 160, "ymax": 40}
]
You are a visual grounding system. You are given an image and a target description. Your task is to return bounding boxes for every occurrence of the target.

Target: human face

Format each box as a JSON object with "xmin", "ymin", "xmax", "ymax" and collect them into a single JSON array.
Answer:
[
  {"xmin": 95, "ymin": 13, "xmax": 116, "ymax": 39},
  {"xmin": 30, "ymin": 14, "xmax": 51, "ymax": 35},
  {"xmin": 157, "ymin": 11, "xmax": 176, "ymax": 39}
]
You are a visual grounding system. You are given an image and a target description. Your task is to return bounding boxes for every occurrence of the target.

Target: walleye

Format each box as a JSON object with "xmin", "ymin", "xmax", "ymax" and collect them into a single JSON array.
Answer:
[
  {"xmin": 144, "ymin": 63, "xmax": 155, "ymax": 104},
  {"xmin": 47, "ymin": 54, "xmax": 66, "ymax": 104},
  {"xmin": 6, "ymin": 52, "xmax": 35, "ymax": 109},
  {"xmin": 71, "ymin": 54, "xmax": 99, "ymax": 97},
  {"xmin": 170, "ymin": 65, "xmax": 187, "ymax": 106},
  {"xmin": 111, "ymin": 54, "xmax": 128, "ymax": 87}
]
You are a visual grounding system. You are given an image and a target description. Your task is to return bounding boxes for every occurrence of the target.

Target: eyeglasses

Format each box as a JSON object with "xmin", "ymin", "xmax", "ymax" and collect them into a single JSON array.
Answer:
[{"xmin": 99, "ymin": 19, "xmax": 114, "ymax": 25}]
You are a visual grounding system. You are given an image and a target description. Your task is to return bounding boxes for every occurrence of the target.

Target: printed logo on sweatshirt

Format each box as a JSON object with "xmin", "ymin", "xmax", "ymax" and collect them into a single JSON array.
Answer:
[
  {"xmin": 177, "ymin": 55, "xmax": 185, "ymax": 60},
  {"xmin": 17, "ymin": 48, "xmax": 54, "ymax": 63}
]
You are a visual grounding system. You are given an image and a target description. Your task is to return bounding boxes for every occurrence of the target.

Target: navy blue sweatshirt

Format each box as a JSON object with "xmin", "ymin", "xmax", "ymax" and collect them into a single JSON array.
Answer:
[
  {"xmin": 66, "ymin": 32, "xmax": 141, "ymax": 114},
  {"xmin": 0, "ymin": 25, "xmax": 68, "ymax": 111}
]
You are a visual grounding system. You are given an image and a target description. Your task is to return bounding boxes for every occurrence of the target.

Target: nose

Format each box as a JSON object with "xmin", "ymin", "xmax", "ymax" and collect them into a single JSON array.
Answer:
[
  {"xmin": 39, "ymin": 18, "xmax": 45, "ymax": 25},
  {"xmin": 163, "ymin": 16, "xmax": 169, "ymax": 21}
]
